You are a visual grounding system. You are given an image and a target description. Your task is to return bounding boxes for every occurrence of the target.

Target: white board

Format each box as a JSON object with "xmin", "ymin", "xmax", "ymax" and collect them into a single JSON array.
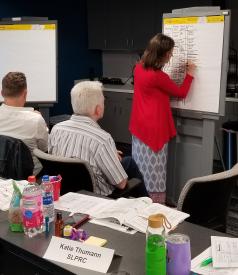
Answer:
[
  {"xmin": 163, "ymin": 15, "xmax": 225, "ymax": 114},
  {"xmin": 0, "ymin": 22, "xmax": 57, "ymax": 102}
]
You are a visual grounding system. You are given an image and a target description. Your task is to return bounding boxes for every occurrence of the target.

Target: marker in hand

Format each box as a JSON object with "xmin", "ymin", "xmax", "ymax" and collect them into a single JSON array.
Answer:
[{"xmin": 186, "ymin": 60, "xmax": 196, "ymax": 76}]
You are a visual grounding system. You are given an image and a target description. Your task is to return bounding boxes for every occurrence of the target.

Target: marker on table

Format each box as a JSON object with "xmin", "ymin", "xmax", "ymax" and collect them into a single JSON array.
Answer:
[
  {"xmin": 45, "ymin": 216, "xmax": 49, "ymax": 236},
  {"xmin": 200, "ymin": 257, "xmax": 213, "ymax": 267}
]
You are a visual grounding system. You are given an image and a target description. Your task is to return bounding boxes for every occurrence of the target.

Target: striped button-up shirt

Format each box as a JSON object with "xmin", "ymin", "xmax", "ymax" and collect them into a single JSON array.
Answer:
[{"xmin": 48, "ymin": 115, "xmax": 127, "ymax": 196}]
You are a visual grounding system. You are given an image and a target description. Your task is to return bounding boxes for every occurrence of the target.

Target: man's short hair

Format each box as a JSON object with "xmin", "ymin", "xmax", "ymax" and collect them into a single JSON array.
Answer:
[
  {"xmin": 2, "ymin": 72, "xmax": 27, "ymax": 97},
  {"xmin": 71, "ymin": 81, "xmax": 104, "ymax": 116}
]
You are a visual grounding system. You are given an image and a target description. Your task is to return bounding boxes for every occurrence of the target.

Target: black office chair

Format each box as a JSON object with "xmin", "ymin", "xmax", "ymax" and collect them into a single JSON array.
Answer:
[
  {"xmin": 177, "ymin": 163, "xmax": 238, "ymax": 233},
  {"xmin": 108, "ymin": 178, "xmax": 142, "ymax": 199},
  {"xmin": 0, "ymin": 135, "xmax": 34, "ymax": 180},
  {"xmin": 33, "ymin": 148, "xmax": 94, "ymax": 195}
]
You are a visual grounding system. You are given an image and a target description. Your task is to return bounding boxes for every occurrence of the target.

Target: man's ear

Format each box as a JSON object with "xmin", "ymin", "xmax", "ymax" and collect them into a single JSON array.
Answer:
[
  {"xmin": 95, "ymin": 104, "xmax": 101, "ymax": 116},
  {"xmin": 23, "ymin": 89, "xmax": 27, "ymax": 97}
]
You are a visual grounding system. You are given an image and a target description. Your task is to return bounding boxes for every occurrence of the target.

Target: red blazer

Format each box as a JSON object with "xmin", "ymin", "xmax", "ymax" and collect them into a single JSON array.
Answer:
[{"xmin": 129, "ymin": 63, "xmax": 194, "ymax": 152}]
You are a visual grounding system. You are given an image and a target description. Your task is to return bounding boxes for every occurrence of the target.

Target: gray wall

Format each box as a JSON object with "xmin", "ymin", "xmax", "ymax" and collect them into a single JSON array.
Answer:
[
  {"xmin": 102, "ymin": 52, "xmax": 139, "ymax": 78},
  {"xmin": 226, "ymin": 0, "xmax": 238, "ymax": 50},
  {"xmin": 214, "ymin": 0, "xmax": 238, "ymax": 162},
  {"xmin": 215, "ymin": 101, "xmax": 238, "ymax": 161}
]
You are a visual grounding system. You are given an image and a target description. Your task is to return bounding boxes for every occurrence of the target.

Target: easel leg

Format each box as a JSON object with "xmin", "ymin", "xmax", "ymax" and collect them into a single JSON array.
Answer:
[{"xmin": 215, "ymin": 136, "xmax": 226, "ymax": 171}]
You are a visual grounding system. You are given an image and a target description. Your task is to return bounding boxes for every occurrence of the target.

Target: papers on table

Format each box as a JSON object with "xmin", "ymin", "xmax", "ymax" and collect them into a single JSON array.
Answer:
[
  {"xmin": 0, "ymin": 179, "xmax": 28, "ymax": 210},
  {"xmin": 191, "ymin": 247, "xmax": 238, "ymax": 275},
  {"xmin": 54, "ymin": 192, "xmax": 111, "ymax": 216},
  {"xmin": 91, "ymin": 196, "xmax": 189, "ymax": 233},
  {"xmin": 55, "ymin": 193, "xmax": 189, "ymax": 234},
  {"xmin": 93, "ymin": 197, "xmax": 152, "ymax": 227},
  {"xmin": 211, "ymin": 236, "xmax": 238, "ymax": 268}
]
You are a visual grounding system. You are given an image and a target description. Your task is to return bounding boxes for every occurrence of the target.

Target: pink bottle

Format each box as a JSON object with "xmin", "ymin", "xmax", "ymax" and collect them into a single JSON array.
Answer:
[{"xmin": 21, "ymin": 176, "xmax": 43, "ymax": 237}]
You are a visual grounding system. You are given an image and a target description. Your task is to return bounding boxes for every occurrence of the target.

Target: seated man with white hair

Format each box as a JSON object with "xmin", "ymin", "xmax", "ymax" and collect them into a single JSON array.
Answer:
[{"xmin": 49, "ymin": 81, "xmax": 148, "ymax": 197}]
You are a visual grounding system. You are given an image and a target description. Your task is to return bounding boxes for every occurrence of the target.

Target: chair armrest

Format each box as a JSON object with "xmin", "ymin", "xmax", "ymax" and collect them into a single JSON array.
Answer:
[{"xmin": 109, "ymin": 178, "xmax": 141, "ymax": 199}]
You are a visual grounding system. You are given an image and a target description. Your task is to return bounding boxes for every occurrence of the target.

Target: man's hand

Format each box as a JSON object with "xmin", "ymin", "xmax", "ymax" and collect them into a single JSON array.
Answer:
[
  {"xmin": 117, "ymin": 150, "xmax": 123, "ymax": 161},
  {"xmin": 117, "ymin": 178, "xmax": 127, "ymax": 189}
]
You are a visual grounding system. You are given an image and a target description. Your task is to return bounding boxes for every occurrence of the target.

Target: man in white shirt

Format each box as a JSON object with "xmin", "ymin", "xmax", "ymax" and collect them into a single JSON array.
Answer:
[
  {"xmin": 0, "ymin": 72, "xmax": 48, "ymax": 175},
  {"xmin": 49, "ymin": 81, "xmax": 148, "ymax": 197}
]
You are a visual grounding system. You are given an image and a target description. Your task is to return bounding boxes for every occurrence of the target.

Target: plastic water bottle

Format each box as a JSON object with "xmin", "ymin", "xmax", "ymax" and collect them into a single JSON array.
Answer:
[
  {"xmin": 145, "ymin": 214, "xmax": 171, "ymax": 275},
  {"xmin": 21, "ymin": 176, "xmax": 43, "ymax": 237},
  {"xmin": 41, "ymin": 175, "xmax": 54, "ymax": 223}
]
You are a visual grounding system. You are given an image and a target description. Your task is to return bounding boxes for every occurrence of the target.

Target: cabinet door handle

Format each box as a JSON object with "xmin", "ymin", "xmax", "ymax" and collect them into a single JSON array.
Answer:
[
  {"xmin": 131, "ymin": 39, "xmax": 134, "ymax": 48},
  {"xmin": 126, "ymin": 39, "xmax": 129, "ymax": 47},
  {"xmin": 104, "ymin": 39, "xmax": 107, "ymax": 48}
]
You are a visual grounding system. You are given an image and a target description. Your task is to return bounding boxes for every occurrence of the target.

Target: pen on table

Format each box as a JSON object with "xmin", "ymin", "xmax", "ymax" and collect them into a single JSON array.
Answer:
[
  {"xmin": 45, "ymin": 216, "xmax": 49, "ymax": 236},
  {"xmin": 200, "ymin": 257, "xmax": 213, "ymax": 267}
]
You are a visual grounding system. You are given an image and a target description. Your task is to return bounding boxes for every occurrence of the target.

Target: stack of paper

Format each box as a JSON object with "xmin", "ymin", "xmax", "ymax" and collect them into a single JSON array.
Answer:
[
  {"xmin": 54, "ymin": 192, "xmax": 111, "ymax": 216},
  {"xmin": 55, "ymin": 193, "xmax": 190, "ymax": 234}
]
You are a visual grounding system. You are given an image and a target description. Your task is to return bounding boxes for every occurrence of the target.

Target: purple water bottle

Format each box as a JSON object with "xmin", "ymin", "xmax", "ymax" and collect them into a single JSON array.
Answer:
[{"xmin": 166, "ymin": 233, "xmax": 191, "ymax": 275}]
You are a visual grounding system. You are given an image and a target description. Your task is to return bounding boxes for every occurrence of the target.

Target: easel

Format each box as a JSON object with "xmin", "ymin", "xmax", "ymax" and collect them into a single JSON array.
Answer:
[
  {"xmin": 0, "ymin": 17, "xmax": 57, "ymax": 126},
  {"xmin": 163, "ymin": 7, "xmax": 230, "ymax": 205}
]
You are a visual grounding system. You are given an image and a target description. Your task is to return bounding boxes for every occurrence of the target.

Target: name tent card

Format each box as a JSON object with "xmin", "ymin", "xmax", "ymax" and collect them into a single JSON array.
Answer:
[{"xmin": 43, "ymin": 236, "xmax": 114, "ymax": 273}]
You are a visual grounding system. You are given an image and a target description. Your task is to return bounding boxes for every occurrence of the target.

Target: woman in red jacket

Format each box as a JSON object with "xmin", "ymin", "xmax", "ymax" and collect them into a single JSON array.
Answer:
[{"xmin": 129, "ymin": 33, "xmax": 196, "ymax": 203}]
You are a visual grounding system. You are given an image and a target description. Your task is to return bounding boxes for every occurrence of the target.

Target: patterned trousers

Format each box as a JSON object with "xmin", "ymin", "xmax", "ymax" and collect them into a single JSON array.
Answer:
[{"xmin": 132, "ymin": 135, "xmax": 168, "ymax": 193}]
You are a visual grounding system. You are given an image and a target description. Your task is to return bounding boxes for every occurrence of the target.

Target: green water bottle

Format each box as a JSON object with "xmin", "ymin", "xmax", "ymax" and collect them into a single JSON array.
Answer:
[{"xmin": 145, "ymin": 214, "xmax": 171, "ymax": 275}]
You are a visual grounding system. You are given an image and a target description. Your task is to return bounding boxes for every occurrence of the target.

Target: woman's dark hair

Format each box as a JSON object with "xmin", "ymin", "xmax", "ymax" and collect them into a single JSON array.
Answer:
[{"xmin": 141, "ymin": 33, "xmax": 175, "ymax": 70}]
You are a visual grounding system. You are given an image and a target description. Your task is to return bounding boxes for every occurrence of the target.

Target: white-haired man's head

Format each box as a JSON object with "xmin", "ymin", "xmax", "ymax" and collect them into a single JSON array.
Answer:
[{"xmin": 71, "ymin": 81, "xmax": 104, "ymax": 121}]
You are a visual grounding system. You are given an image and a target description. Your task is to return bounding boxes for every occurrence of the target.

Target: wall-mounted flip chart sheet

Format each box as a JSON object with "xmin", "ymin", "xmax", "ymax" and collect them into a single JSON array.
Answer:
[
  {"xmin": 163, "ymin": 15, "xmax": 225, "ymax": 114},
  {"xmin": 0, "ymin": 22, "xmax": 57, "ymax": 102}
]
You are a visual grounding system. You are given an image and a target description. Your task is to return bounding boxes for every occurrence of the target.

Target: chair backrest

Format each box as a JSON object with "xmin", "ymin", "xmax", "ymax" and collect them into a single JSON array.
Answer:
[
  {"xmin": 177, "ymin": 164, "xmax": 238, "ymax": 232},
  {"xmin": 33, "ymin": 148, "xmax": 95, "ymax": 195},
  {"xmin": 0, "ymin": 135, "xmax": 34, "ymax": 180}
]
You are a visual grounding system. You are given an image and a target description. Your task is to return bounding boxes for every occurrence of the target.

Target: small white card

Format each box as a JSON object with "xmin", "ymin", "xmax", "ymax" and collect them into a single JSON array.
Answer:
[
  {"xmin": 211, "ymin": 236, "xmax": 238, "ymax": 268},
  {"xmin": 43, "ymin": 236, "xmax": 114, "ymax": 273}
]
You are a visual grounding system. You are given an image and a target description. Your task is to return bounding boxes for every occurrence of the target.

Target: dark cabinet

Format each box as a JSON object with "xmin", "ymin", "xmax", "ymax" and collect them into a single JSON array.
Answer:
[
  {"xmin": 105, "ymin": 1, "xmax": 132, "ymax": 50},
  {"xmin": 87, "ymin": 0, "xmax": 156, "ymax": 51},
  {"xmin": 87, "ymin": 0, "xmax": 107, "ymax": 49},
  {"xmin": 87, "ymin": 0, "xmax": 215, "ymax": 50},
  {"xmin": 99, "ymin": 91, "xmax": 133, "ymax": 144},
  {"xmin": 131, "ymin": 2, "xmax": 156, "ymax": 51}
]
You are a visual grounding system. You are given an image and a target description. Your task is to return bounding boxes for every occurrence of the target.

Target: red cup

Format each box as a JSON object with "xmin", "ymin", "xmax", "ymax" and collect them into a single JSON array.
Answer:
[{"xmin": 50, "ymin": 175, "xmax": 62, "ymax": 201}]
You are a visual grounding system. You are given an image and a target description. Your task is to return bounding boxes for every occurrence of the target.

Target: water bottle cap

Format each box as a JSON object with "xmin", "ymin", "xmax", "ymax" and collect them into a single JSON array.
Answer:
[
  {"xmin": 148, "ymin": 214, "xmax": 163, "ymax": 228},
  {"xmin": 28, "ymin": 175, "xmax": 36, "ymax": 183},
  {"xmin": 148, "ymin": 214, "xmax": 172, "ymax": 229},
  {"xmin": 42, "ymin": 175, "xmax": 49, "ymax": 181}
]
